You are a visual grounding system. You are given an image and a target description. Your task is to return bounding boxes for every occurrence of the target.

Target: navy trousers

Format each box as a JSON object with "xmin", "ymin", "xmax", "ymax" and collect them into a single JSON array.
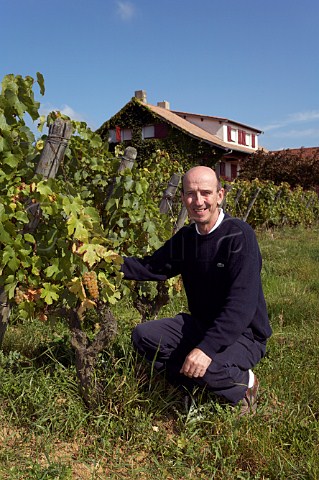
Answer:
[{"xmin": 132, "ymin": 313, "xmax": 266, "ymax": 406}]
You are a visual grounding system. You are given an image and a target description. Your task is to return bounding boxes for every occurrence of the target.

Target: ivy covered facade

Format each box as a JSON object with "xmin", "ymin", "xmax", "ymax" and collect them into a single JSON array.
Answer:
[{"xmin": 97, "ymin": 98, "xmax": 227, "ymax": 168}]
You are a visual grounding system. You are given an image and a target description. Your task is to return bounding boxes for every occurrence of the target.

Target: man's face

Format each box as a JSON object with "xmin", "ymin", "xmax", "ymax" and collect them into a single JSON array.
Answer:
[{"xmin": 181, "ymin": 167, "xmax": 224, "ymax": 234}]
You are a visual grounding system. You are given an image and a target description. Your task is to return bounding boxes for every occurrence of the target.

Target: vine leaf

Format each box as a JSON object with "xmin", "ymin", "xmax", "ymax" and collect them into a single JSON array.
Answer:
[
  {"xmin": 68, "ymin": 278, "xmax": 86, "ymax": 301},
  {"xmin": 36, "ymin": 72, "xmax": 45, "ymax": 96},
  {"xmin": 77, "ymin": 298, "xmax": 96, "ymax": 319},
  {"xmin": 40, "ymin": 283, "xmax": 60, "ymax": 305}
]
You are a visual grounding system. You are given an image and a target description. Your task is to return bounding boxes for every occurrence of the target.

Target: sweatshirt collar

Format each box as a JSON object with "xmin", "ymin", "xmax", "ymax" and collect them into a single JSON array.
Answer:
[{"xmin": 195, "ymin": 208, "xmax": 225, "ymax": 235}]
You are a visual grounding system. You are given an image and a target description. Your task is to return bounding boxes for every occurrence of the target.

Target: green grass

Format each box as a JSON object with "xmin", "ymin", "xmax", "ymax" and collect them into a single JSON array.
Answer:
[{"xmin": 0, "ymin": 226, "xmax": 319, "ymax": 479}]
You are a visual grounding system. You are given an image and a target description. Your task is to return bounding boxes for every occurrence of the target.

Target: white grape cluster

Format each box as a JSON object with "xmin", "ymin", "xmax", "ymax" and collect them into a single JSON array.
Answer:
[
  {"xmin": 14, "ymin": 288, "xmax": 26, "ymax": 304},
  {"xmin": 82, "ymin": 271, "xmax": 99, "ymax": 299}
]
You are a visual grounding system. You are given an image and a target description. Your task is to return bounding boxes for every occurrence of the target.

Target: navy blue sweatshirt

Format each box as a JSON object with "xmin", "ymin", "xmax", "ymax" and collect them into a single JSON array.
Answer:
[{"xmin": 122, "ymin": 214, "xmax": 272, "ymax": 359}]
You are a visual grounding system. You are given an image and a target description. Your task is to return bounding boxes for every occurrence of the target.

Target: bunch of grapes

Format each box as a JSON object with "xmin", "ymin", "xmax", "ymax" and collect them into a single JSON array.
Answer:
[
  {"xmin": 173, "ymin": 277, "xmax": 183, "ymax": 293},
  {"xmin": 82, "ymin": 271, "xmax": 99, "ymax": 299},
  {"xmin": 14, "ymin": 287, "xmax": 26, "ymax": 304}
]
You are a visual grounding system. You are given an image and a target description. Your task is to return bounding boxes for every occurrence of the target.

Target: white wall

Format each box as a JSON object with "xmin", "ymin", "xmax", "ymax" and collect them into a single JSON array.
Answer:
[
  {"xmin": 180, "ymin": 114, "xmax": 221, "ymax": 135},
  {"xmin": 177, "ymin": 114, "xmax": 259, "ymax": 150}
]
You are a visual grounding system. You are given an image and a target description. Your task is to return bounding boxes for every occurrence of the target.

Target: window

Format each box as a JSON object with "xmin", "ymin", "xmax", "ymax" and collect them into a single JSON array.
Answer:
[
  {"xmin": 142, "ymin": 125, "xmax": 155, "ymax": 139},
  {"xmin": 121, "ymin": 128, "xmax": 132, "ymax": 141},
  {"xmin": 108, "ymin": 128, "xmax": 132, "ymax": 143},
  {"xmin": 227, "ymin": 125, "xmax": 236, "ymax": 142},
  {"xmin": 108, "ymin": 129, "xmax": 116, "ymax": 143}
]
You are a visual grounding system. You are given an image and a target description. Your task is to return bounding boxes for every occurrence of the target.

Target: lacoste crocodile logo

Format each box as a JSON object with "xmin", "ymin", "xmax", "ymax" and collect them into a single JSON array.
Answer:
[{"xmin": 217, "ymin": 263, "xmax": 225, "ymax": 268}]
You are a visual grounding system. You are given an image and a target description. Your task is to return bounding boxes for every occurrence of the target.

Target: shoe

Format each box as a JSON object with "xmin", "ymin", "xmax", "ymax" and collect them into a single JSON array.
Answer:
[{"xmin": 239, "ymin": 376, "xmax": 259, "ymax": 416}]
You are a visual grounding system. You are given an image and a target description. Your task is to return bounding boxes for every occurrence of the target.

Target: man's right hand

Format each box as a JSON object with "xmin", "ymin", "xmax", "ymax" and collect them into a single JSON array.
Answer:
[{"xmin": 180, "ymin": 348, "xmax": 212, "ymax": 378}]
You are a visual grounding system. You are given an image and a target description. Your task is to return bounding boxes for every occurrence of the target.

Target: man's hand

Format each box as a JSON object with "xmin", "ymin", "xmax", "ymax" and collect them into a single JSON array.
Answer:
[{"xmin": 180, "ymin": 348, "xmax": 212, "ymax": 378}]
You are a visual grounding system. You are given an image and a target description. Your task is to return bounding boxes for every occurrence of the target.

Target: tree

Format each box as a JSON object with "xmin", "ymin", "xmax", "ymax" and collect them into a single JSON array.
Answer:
[{"xmin": 239, "ymin": 149, "xmax": 319, "ymax": 190}]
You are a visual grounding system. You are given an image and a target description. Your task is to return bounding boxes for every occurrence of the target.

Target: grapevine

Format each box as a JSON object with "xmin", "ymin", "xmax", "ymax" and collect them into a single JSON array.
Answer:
[{"xmin": 224, "ymin": 178, "xmax": 319, "ymax": 228}]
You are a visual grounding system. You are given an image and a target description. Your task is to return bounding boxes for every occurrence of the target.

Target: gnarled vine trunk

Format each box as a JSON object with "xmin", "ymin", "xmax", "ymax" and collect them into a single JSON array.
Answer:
[{"xmin": 68, "ymin": 303, "xmax": 118, "ymax": 409}]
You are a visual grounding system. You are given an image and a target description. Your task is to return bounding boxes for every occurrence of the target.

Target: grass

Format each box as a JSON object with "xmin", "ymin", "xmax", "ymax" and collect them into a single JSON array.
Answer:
[{"xmin": 0, "ymin": 225, "xmax": 319, "ymax": 479}]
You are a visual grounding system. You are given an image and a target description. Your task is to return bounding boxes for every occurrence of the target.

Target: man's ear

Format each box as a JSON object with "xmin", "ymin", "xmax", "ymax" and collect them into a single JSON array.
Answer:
[{"xmin": 217, "ymin": 188, "xmax": 225, "ymax": 206}]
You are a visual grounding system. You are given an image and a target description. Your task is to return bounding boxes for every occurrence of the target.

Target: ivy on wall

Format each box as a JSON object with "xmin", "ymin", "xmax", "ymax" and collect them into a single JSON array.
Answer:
[{"xmin": 97, "ymin": 98, "xmax": 224, "ymax": 168}]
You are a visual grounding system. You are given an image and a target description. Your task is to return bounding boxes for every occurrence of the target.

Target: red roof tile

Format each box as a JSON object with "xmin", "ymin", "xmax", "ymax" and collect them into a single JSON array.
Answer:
[
  {"xmin": 271, "ymin": 147, "xmax": 319, "ymax": 158},
  {"xmin": 144, "ymin": 103, "xmax": 259, "ymax": 154}
]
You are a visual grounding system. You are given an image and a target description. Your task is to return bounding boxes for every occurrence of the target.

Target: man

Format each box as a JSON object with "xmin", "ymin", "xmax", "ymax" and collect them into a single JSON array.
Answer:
[{"xmin": 122, "ymin": 166, "xmax": 272, "ymax": 414}]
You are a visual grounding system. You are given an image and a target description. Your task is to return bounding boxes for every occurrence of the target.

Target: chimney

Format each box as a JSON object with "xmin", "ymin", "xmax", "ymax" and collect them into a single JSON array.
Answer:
[
  {"xmin": 157, "ymin": 101, "xmax": 170, "ymax": 110},
  {"xmin": 134, "ymin": 90, "xmax": 147, "ymax": 103}
]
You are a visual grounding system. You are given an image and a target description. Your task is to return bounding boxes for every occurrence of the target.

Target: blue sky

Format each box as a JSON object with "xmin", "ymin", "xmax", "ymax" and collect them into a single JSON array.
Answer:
[{"xmin": 1, "ymin": 0, "xmax": 319, "ymax": 151}]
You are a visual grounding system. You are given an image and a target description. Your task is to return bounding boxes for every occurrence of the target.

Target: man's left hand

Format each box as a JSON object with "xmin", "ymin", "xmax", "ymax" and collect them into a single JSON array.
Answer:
[{"xmin": 180, "ymin": 348, "xmax": 212, "ymax": 378}]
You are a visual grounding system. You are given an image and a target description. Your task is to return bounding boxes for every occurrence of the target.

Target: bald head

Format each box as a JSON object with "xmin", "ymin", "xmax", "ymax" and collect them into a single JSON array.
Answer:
[{"xmin": 182, "ymin": 166, "xmax": 221, "ymax": 193}]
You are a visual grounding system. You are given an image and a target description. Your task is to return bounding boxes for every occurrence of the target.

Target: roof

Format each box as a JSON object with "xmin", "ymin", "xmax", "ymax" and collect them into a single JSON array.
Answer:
[
  {"xmin": 143, "ymin": 102, "xmax": 258, "ymax": 154},
  {"xmin": 271, "ymin": 147, "xmax": 319, "ymax": 158},
  {"xmin": 172, "ymin": 110, "xmax": 263, "ymax": 134}
]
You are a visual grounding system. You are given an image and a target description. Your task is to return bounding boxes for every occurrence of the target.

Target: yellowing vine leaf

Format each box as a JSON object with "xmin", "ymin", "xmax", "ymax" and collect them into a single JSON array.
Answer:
[
  {"xmin": 76, "ymin": 244, "xmax": 121, "ymax": 268},
  {"xmin": 77, "ymin": 298, "xmax": 96, "ymax": 320},
  {"xmin": 68, "ymin": 277, "xmax": 86, "ymax": 300},
  {"xmin": 66, "ymin": 215, "xmax": 78, "ymax": 237}
]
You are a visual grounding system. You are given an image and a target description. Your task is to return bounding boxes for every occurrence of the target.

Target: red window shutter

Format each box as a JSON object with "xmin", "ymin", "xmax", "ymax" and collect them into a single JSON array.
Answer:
[
  {"xmin": 252, "ymin": 134, "xmax": 256, "ymax": 148},
  {"xmin": 115, "ymin": 126, "xmax": 121, "ymax": 142},
  {"xmin": 238, "ymin": 130, "xmax": 247, "ymax": 145},
  {"xmin": 220, "ymin": 162, "xmax": 226, "ymax": 176},
  {"xmin": 242, "ymin": 131, "xmax": 246, "ymax": 145},
  {"xmin": 227, "ymin": 125, "xmax": 232, "ymax": 142},
  {"xmin": 154, "ymin": 124, "xmax": 168, "ymax": 139}
]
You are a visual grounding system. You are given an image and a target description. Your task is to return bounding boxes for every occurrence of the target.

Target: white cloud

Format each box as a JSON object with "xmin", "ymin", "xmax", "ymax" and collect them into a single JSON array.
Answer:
[
  {"xmin": 262, "ymin": 110, "xmax": 319, "ymax": 132},
  {"xmin": 40, "ymin": 103, "xmax": 88, "ymax": 123},
  {"xmin": 60, "ymin": 105, "xmax": 84, "ymax": 121},
  {"xmin": 271, "ymin": 128, "xmax": 319, "ymax": 139},
  {"xmin": 116, "ymin": 1, "xmax": 135, "ymax": 21},
  {"xmin": 262, "ymin": 123, "xmax": 285, "ymax": 132},
  {"xmin": 287, "ymin": 111, "xmax": 319, "ymax": 123}
]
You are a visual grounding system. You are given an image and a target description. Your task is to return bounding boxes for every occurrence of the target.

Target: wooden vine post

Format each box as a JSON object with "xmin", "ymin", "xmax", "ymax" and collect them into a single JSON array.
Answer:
[
  {"xmin": 0, "ymin": 291, "xmax": 10, "ymax": 349},
  {"xmin": 158, "ymin": 171, "xmax": 189, "ymax": 235},
  {"xmin": 159, "ymin": 172, "xmax": 189, "ymax": 234},
  {"xmin": 106, "ymin": 146, "xmax": 137, "ymax": 201},
  {"xmin": 174, "ymin": 205, "xmax": 188, "ymax": 234},
  {"xmin": 36, "ymin": 118, "xmax": 73, "ymax": 178},
  {"xmin": 242, "ymin": 188, "xmax": 261, "ymax": 222},
  {"xmin": 159, "ymin": 173, "xmax": 181, "ymax": 214},
  {"xmin": 102, "ymin": 146, "xmax": 137, "ymax": 227},
  {"xmin": 0, "ymin": 118, "xmax": 73, "ymax": 348}
]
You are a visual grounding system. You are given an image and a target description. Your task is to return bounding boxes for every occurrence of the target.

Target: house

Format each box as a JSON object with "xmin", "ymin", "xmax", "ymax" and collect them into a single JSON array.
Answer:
[{"xmin": 98, "ymin": 90, "xmax": 263, "ymax": 179}]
